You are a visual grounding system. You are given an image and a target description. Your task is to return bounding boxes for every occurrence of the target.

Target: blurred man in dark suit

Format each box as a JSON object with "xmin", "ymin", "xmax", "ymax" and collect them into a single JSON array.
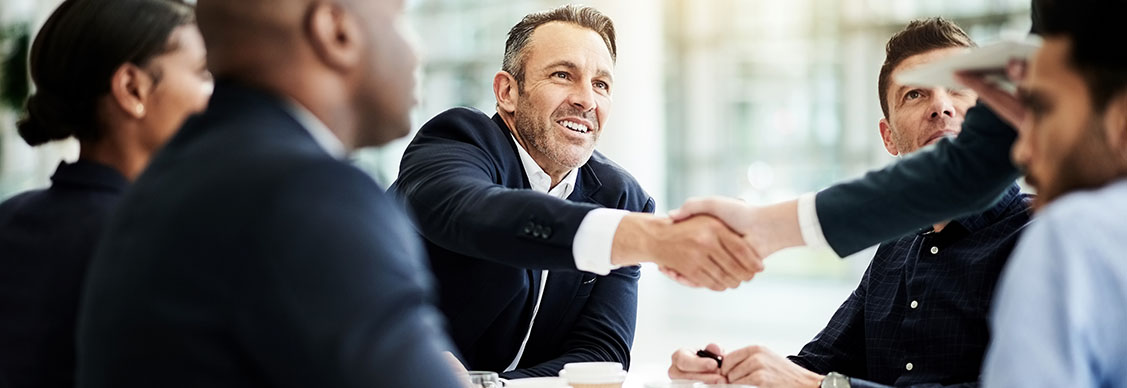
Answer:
[
  {"xmin": 77, "ymin": 0, "xmax": 462, "ymax": 387},
  {"xmin": 391, "ymin": 5, "xmax": 762, "ymax": 379}
]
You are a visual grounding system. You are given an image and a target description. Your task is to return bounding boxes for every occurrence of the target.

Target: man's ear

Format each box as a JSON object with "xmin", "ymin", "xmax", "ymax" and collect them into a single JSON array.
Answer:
[
  {"xmin": 109, "ymin": 63, "xmax": 154, "ymax": 119},
  {"xmin": 493, "ymin": 71, "xmax": 519, "ymax": 114},
  {"xmin": 306, "ymin": 2, "xmax": 362, "ymax": 72},
  {"xmin": 1103, "ymin": 92, "xmax": 1127, "ymax": 162},
  {"xmin": 879, "ymin": 117, "xmax": 899, "ymax": 156}
]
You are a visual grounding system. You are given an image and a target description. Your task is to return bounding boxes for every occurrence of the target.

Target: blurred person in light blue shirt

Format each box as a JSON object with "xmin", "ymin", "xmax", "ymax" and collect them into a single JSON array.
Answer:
[
  {"xmin": 986, "ymin": 182, "xmax": 1127, "ymax": 387},
  {"xmin": 974, "ymin": 0, "xmax": 1127, "ymax": 386}
]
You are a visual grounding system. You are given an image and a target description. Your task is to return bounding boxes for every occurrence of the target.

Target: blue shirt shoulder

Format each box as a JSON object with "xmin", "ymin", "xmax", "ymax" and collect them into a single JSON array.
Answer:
[{"xmin": 984, "ymin": 180, "xmax": 1127, "ymax": 388}]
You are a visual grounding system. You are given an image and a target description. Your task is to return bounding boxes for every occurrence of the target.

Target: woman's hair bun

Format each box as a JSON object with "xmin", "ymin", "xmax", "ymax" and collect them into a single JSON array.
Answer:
[{"xmin": 16, "ymin": 91, "xmax": 80, "ymax": 147}]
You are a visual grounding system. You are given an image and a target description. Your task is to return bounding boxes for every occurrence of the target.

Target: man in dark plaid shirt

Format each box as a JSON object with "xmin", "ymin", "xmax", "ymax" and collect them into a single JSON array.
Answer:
[{"xmin": 669, "ymin": 18, "xmax": 1034, "ymax": 388}]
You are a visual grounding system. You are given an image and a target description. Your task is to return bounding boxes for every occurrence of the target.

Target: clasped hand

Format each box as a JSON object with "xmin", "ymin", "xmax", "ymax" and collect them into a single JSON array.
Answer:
[
  {"xmin": 668, "ymin": 344, "xmax": 823, "ymax": 388},
  {"xmin": 636, "ymin": 197, "xmax": 805, "ymax": 290}
]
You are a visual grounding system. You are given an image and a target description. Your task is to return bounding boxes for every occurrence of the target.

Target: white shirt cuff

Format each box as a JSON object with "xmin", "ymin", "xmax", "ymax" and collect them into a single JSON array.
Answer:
[
  {"xmin": 572, "ymin": 208, "xmax": 630, "ymax": 275},
  {"xmin": 797, "ymin": 192, "xmax": 830, "ymax": 249}
]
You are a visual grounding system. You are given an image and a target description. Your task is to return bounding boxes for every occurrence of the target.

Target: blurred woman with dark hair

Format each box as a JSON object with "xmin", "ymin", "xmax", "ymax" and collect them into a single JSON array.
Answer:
[{"xmin": 0, "ymin": 0, "xmax": 211, "ymax": 386}]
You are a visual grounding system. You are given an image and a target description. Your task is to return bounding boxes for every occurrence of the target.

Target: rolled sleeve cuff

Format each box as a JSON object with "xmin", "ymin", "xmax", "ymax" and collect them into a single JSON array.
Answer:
[
  {"xmin": 572, "ymin": 208, "xmax": 630, "ymax": 275},
  {"xmin": 798, "ymin": 192, "xmax": 830, "ymax": 249}
]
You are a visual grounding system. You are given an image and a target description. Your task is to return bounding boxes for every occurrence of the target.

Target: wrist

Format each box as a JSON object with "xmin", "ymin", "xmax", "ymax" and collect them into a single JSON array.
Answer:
[
  {"xmin": 809, "ymin": 373, "xmax": 826, "ymax": 388},
  {"xmin": 819, "ymin": 372, "xmax": 850, "ymax": 388},
  {"xmin": 610, "ymin": 213, "xmax": 664, "ymax": 266},
  {"xmin": 751, "ymin": 200, "xmax": 805, "ymax": 255}
]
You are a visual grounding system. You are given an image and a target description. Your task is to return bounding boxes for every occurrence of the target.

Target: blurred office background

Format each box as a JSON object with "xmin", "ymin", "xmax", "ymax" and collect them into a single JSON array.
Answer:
[{"xmin": 0, "ymin": 0, "xmax": 1030, "ymax": 383}]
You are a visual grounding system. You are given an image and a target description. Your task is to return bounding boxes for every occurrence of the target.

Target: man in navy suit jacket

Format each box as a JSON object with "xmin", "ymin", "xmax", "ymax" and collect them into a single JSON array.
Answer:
[
  {"xmin": 76, "ymin": 1, "xmax": 462, "ymax": 387},
  {"xmin": 391, "ymin": 5, "xmax": 763, "ymax": 379}
]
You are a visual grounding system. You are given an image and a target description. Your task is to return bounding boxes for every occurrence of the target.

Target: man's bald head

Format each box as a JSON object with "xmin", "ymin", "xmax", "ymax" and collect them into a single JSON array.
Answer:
[
  {"xmin": 195, "ymin": 0, "xmax": 313, "ymax": 77},
  {"xmin": 194, "ymin": 0, "xmax": 418, "ymax": 149}
]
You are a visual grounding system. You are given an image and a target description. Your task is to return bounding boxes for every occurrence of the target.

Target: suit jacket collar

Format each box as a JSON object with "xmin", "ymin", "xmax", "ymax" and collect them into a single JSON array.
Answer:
[
  {"xmin": 491, "ymin": 113, "xmax": 608, "ymax": 206},
  {"xmin": 196, "ymin": 80, "xmax": 337, "ymax": 161},
  {"xmin": 281, "ymin": 99, "xmax": 346, "ymax": 159}
]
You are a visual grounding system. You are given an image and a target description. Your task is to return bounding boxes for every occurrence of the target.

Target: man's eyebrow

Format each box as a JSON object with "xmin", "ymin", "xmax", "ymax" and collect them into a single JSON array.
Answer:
[
  {"xmin": 540, "ymin": 61, "xmax": 614, "ymax": 82},
  {"xmin": 595, "ymin": 68, "xmax": 614, "ymax": 82},
  {"xmin": 541, "ymin": 60, "xmax": 580, "ymax": 72}
]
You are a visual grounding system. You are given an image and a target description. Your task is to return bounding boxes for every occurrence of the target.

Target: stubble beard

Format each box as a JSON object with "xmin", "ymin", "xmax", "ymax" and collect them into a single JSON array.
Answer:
[
  {"xmin": 512, "ymin": 96, "xmax": 597, "ymax": 172},
  {"xmin": 1035, "ymin": 117, "xmax": 1127, "ymax": 209}
]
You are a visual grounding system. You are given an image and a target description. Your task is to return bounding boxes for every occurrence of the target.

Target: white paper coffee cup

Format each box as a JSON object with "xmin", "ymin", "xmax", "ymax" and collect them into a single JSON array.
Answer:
[
  {"xmin": 506, "ymin": 377, "xmax": 572, "ymax": 388},
  {"xmin": 558, "ymin": 362, "xmax": 627, "ymax": 388}
]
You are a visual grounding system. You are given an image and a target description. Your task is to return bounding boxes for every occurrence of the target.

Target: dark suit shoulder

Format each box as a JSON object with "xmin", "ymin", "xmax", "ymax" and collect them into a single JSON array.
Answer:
[
  {"xmin": 0, "ymin": 185, "xmax": 118, "ymax": 234},
  {"xmin": 431, "ymin": 106, "xmax": 495, "ymax": 125},
  {"xmin": 0, "ymin": 189, "xmax": 46, "ymax": 217},
  {"xmin": 137, "ymin": 92, "xmax": 350, "ymax": 205},
  {"xmin": 269, "ymin": 157, "xmax": 387, "ymax": 209},
  {"xmin": 395, "ymin": 107, "xmax": 522, "ymax": 193},
  {"xmin": 260, "ymin": 155, "xmax": 421, "ymax": 250},
  {"xmin": 585, "ymin": 151, "xmax": 645, "ymax": 192},
  {"xmin": 415, "ymin": 107, "xmax": 516, "ymax": 167},
  {"xmin": 419, "ymin": 107, "xmax": 506, "ymax": 143},
  {"xmin": 406, "ymin": 106, "xmax": 654, "ymax": 212},
  {"xmin": 583, "ymin": 151, "xmax": 654, "ymax": 213},
  {"xmin": 229, "ymin": 157, "xmax": 397, "ymax": 248}
]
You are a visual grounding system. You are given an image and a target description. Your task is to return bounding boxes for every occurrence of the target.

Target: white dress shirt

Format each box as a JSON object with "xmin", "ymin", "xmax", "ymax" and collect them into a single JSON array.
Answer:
[
  {"xmin": 503, "ymin": 134, "xmax": 628, "ymax": 372},
  {"xmin": 283, "ymin": 99, "xmax": 346, "ymax": 159}
]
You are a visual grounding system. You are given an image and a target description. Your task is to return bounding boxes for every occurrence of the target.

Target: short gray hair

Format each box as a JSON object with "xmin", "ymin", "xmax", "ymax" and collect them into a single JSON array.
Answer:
[{"xmin": 502, "ymin": 5, "xmax": 616, "ymax": 84}]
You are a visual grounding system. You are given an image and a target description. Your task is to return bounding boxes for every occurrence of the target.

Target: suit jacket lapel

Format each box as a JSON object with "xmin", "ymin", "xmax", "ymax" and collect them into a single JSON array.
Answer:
[
  {"xmin": 491, "ymin": 113, "xmax": 617, "ymax": 360},
  {"xmin": 569, "ymin": 164, "xmax": 611, "ymax": 207},
  {"xmin": 534, "ymin": 165, "xmax": 613, "ymax": 346}
]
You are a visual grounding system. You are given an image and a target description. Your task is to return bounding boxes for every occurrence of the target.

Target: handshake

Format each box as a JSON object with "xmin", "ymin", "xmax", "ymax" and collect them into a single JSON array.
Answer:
[
  {"xmin": 610, "ymin": 197, "xmax": 807, "ymax": 291},
  {"xmin": 668, "ymin": 344, "xmax": 824, "ymax": 388}
]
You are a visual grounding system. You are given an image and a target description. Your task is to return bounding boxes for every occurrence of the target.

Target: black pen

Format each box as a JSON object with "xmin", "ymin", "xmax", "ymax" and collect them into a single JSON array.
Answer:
[{"xmin": 696, "ymin": 349, "xmax": 722, "ymax": 368}]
